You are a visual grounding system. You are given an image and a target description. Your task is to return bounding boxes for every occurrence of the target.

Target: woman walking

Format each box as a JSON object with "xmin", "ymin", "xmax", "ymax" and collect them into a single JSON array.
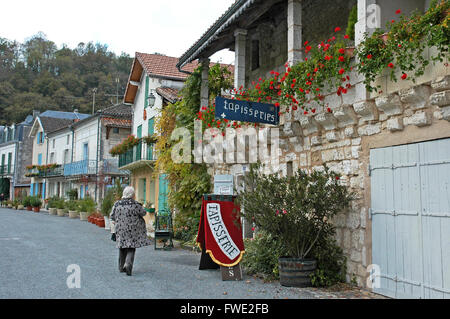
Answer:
[{"xmin": 110, "ymin": 186, "xmax": 151, "ymax": 276}]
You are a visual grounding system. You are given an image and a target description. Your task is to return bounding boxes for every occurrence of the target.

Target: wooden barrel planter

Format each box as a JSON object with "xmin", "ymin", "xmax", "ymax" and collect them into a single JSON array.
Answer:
[{"xmin": 278, "ymin": 258, "xmax": 317, "ymax": 288}]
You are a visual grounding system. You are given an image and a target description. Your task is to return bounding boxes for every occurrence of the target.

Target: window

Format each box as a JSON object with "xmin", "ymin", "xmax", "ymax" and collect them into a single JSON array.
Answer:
[
  {"xmin": 251, "ymin": 40, "xmax": 260, "ymax": 70},
  {"xmin": 113, "ymin": 127, "xmax": 119, "ymax": 134},
  {"xmin": 50, "ymin": 152, "xmax": 55, "ymax": 164},
  {"xmin": 37, "ymin": 153, "xmax": 42, "ymax": 165},
  {"xmin": 52, "ymin": 139, "xmax": 55, "ymax": 149},
  {"xmin": 64, "ymin": 149, "xmax": 69, "ymax": 164},
  {"xmin": 66, "ymin": 135, "xmax": 70, "ymax": 145},
  {"xmin": 83, "ymin": 143, "xmax": 88, "ymax": 160},
  {"xmin": 1, "ymin": 154, "xmax": 4, "ymax": 173},
  {"xmin": 7, "ymin": 153, "xmax": 12, "ymax": 173}
]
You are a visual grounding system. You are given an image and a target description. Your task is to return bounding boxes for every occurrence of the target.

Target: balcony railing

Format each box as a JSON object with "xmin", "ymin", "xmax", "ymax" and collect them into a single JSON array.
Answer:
[
  {"xmin": 26, "ymin": 165, "xmax": 64, "ymax": 178},
  {"xmin": 64, "ymin": 160, "xmax": 97, "ymax": 176},
  {"xmin": 0, "ymin": 164, "xmax": 14, "ymax": 176},
  {"xmin": 118, "ymin": 141, "xmax": 155, "ymax": 168}
]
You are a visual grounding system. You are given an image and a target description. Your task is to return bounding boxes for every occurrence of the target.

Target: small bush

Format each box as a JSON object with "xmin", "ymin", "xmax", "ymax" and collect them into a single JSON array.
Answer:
[
  {"xmin": 22, "ymin": 196, "xmax": 32, "ymax": 207},
  {"xmin": 30, "ymin": 196, "xmax": 42, "ymax": 207},
  {"xmin": 242, "ymin": 231, "xmax": 288, "ymax": 281},
  {"xmin": 101, "ymin": 189, "xmax": 115, "ymax": 217},
  {"xmin": 310, "ymin": 236, "xmax": 347, "ymax": 287},
  {"xmin": 173, "ymin": 211, "xmax": 200, "ymax": 243},
  {"xmin": 65, "ymin": 200, "xmax": 79, "ymax": 211}
]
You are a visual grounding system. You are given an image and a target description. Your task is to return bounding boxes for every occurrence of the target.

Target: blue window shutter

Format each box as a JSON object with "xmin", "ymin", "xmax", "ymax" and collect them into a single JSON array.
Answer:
[
  {"xmin": 30, "ymin": 183, "xmax": 34, "ymax": 196},
  {"xmin": 38, "ymin": 153, "xmax": 42, "ymax": 165},
  {"xmin": 42, "ymin": 182, "xmax": 46, "ymax": 199}
]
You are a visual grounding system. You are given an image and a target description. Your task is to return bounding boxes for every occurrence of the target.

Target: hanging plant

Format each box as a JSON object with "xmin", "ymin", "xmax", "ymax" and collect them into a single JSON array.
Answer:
[
  {"xmin": 109, "ymin": 134, "xmax": 141, "ymax": 156},
  {"xmin": 231, "ymin": 26, "xmax": 354, "ymax": 114},
  {"xmin": 356, "ymin": 1, "xmax": 450, "ymax": 92}
]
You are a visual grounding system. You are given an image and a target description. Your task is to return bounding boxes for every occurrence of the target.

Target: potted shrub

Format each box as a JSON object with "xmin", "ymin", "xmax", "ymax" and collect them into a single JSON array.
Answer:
[
  {"xmin": 47, "ymin": 196, "xmax": 59, "ymax": 215},
  {"xmin": 66, "ymin": 200, "xmax": 79, "ymax": 218},
  {"xmin": 238, "ymin": 164, "xmax": 353, "ymax": 288},
  {"xmin": 22, "ymin": 196, "xmax": 32, "ymax": 211},
  {"xmin": 30, "ymin": 196, "xmax": 42, "ymax": 213},
  {"xmin": 12, "ymin": 199, "xmax": 20, "ymax": 210},
  {"xmin": 101, "ymin": 189, "xmax": 116, "ymax": 230},
  {"xmin": 80, "ymin": 198, "xmax": 96, "ymax": 221},
  {"xmin": 56, "ymin": 199, "xmax": 66, "ymax": 216},
  {"xmin": 77, "ymin": 200, "xmax": 88, "ymax": 221}
]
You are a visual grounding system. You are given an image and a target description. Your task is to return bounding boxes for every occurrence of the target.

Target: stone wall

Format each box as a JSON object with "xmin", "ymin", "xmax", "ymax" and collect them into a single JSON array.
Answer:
[{"xmin": 207, "ymin": 71, "xmax": 450, "ymax": 287}]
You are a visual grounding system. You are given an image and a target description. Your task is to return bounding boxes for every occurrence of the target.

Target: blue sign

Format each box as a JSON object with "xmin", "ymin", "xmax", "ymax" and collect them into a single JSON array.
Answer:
[{"xmin": 215, "ymin": 96, "xmax": 279, "ymax": 125}]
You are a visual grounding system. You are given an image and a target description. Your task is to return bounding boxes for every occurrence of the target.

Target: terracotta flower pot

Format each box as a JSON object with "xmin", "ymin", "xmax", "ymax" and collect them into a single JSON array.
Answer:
[
  {"xmin": 33, "ymin": 206, "xmax": 40, "ymax": 213},
  {"xmin": 97, "ymin": 219, "xmax": 105, "ymax": 228},
  {"xmin": 27, "ymin": 206, "xmax": 32, "ymax": 211}
]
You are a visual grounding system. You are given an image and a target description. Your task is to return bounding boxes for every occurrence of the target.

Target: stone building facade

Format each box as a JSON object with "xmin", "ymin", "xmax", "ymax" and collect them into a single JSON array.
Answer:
[{"xmin": 177, "ymin": 0, "xmax": 449, "ymax": 296}]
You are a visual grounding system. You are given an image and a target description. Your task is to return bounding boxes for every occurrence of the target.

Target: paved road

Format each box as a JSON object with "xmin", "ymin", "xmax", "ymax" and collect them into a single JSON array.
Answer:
[{"xmin": 0, "ymin": 207, "xmax": 381, "ymax": 299}]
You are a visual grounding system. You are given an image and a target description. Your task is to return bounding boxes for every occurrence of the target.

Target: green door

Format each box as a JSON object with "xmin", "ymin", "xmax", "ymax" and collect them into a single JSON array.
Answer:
[
  {"xmin": 158, "ymin": 174, "xmax": 169, "ymax": 213},
  {"xmin": 147, "ymin": 118, "xmax": 154, "ymax": 160}
]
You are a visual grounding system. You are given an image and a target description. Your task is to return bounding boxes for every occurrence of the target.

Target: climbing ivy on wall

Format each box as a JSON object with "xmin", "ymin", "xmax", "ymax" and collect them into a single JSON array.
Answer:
[{"xmin": 153, "ymin": 63, "xmax": 233, "ymax": 242}]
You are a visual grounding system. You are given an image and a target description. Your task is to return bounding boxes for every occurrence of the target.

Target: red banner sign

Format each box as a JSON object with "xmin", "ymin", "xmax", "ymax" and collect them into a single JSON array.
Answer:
[{"xmin": 197, "ymin": 197, "xmax": 245, "ymax": 267}]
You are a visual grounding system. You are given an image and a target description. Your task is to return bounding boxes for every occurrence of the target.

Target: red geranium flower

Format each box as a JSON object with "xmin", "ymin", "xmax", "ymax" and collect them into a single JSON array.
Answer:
[
  {"xmin": 339, "ymin": 68, "xmax": 345, "ymax": 74},
  {"xmin": 339, "ymin": 48, "xmax": 345, "ymax": 54},
  {"xmin": 334, "ymin": 27, "xmax": 341, "ymax": 32},
  {"xmin": 388, "ymin": 63, "xmax": 394, "ymax": 68},
  {"xmin": 338, "ymin": 56, "xmax": 345, "ymax": 62},
  {"xmin": 367, "ymin": 54, "xmax": 372, "ymax": 59},
  {"xmin": 395, "ymin": 9, "xmax": 401, "ymax": 14},
  {"xmin": 401, "ymin": 73, "xmax": 407, "ymax": 80}
]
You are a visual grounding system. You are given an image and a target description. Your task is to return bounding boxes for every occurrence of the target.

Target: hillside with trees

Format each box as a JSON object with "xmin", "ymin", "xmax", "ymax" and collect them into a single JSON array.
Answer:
[{"xmin": 0, "ymin": 32, "xmax": 133, "ymax": 125}]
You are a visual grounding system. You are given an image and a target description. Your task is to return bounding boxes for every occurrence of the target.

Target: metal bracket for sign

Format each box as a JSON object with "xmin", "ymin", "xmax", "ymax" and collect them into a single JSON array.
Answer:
[{"xmin": 203, "ymin": 194, "xmax": 236, "ymax": 202}]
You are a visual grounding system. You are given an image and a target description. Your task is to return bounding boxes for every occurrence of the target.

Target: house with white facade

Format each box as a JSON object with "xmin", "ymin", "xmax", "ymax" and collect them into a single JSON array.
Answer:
[
  {"xmin": 28, "ymin": 110, "xmax": 90, "ymax": 199},
  {"xmin": 0, "ymin": 114, "xmax": 34, "ymax": 200},
  {"xmin": 63, "ymin": 104, "xmax": 132, "ymax": 203},
  {"xmin": 120, "ymin": 53, "xmax": 198, "ymax": 214},
  {"xmin": 176, "ymin": 0, "xmax": 450, "ymax": 298}
]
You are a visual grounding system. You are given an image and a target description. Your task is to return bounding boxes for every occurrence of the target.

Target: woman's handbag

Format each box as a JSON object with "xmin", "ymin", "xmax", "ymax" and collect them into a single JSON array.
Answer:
[{"xmin": 111, "ymin": 233, "xmax": 116, "ymax": 241}]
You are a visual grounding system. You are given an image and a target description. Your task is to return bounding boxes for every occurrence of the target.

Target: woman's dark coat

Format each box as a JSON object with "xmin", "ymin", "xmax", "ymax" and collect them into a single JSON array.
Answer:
[{"xmin": 110, "ymin": 198, "xmax": 151, "ymax": 248}]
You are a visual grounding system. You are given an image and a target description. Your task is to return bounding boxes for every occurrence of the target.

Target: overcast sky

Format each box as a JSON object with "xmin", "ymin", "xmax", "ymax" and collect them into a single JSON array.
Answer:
[{"xmin": 0, "ymin": 0, "xmax": 236, "ymax": 64}]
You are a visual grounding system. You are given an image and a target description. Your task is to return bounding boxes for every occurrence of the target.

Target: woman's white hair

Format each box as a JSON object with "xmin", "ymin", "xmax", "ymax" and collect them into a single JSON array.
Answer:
[{"xmin": 122, "ymin": 186, "xmax": 135, "ymax": 199}]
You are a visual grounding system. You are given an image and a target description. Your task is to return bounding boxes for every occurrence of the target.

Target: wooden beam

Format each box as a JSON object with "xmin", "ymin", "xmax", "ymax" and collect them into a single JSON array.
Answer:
[{"xmin": 238, "ymin": 0, "xmax": 284, "ymax": 29}]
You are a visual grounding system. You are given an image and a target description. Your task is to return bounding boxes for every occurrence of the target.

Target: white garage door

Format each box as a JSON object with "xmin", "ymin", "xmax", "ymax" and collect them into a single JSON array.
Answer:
[{"xmin": 370, "ymin": 138, "xmax": 450, "ymax": 299}]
